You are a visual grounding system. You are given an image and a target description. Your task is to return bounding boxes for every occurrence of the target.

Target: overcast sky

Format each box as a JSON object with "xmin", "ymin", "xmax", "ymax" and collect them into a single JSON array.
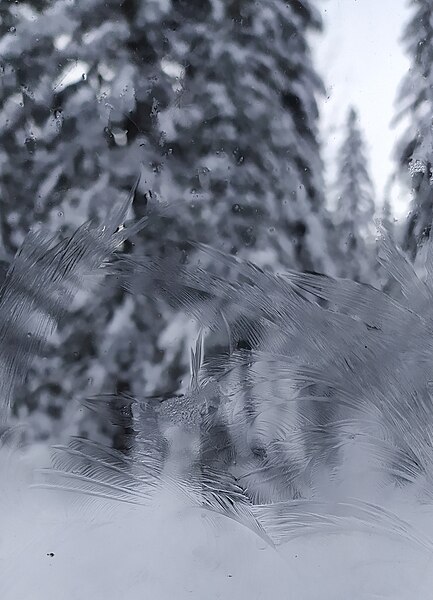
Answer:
[{"xmin": 313, "ymin": 0, "xmax": 411, "ymax": 219}]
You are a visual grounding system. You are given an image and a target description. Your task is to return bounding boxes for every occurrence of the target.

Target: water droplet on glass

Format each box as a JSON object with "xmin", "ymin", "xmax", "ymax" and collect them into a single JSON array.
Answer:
[{"xmin": 24, "ymin": 137, "xmax": 36, "ymax": 154}]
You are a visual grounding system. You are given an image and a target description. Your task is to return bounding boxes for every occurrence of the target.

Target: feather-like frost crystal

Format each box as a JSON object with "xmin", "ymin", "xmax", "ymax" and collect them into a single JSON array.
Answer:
[
  {"xmin": 37, "ymin": 215, "xmax": 433, "ymax": 552},
  {"xmin": 0, "ymin": 179, "xmax": 146, "ymax": 422}
]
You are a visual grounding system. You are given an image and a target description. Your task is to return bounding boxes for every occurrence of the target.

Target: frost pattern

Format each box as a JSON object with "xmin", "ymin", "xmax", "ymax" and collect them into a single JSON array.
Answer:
[
  {"xmin": 0, "ymin": 179, "xmax": 145, "ymax": 422},
  {"xmin": 30, "ymin": 208, "xmax": 433, "ymax": 552}
]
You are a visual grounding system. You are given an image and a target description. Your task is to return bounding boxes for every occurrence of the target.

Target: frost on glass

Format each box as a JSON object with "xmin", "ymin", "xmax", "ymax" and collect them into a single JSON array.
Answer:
[
  {"xmin": 2, "ymin": 201, "xmax": 433, "ymax": 598},
  {"xmin": 2, "ymin": 0, "xmax": 433, "ymax": 599}
]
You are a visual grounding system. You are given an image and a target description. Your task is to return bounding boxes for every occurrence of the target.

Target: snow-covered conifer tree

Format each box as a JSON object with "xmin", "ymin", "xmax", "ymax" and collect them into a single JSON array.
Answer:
[
  {"xmin": 0, "ymin": 0, "xmax": 179, "ymax": 441},
  {"xmin": 0, "ymin": 0, "xmax": 334, "ymax": 442},
  {"xmin": 395, "ymin": 0, "xmax": 433, "ymax": 260},
  {"xmin": 333, "ymin": 108, "xmax": 376, "ymax": 283},
  {"xmin": 159, "ymin": 0, "xmax": 335, "ymax": 274}
]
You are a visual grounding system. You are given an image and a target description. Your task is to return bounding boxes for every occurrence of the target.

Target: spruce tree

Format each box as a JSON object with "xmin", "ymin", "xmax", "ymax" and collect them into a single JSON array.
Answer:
[
  {"xmin": 158, "ymin": 0, "xmax": 337, "ymax": 469},
  {"xmin": 0, "ymin": 0, "xmax": 180, "ymax": 441},
  {"xmin": 0, "ymin": 0, "xmax": 334, "ymax": 441},
  {"xmin": 395, "ymin": 0, "xmax": 433, "ymax": 260},
  {"xmin": 333, "ymin": 108, "xmax": 376, "ymax": 283},
  {"xmin": 159, "ymin": 0, "xmax": 335, "ymax": 273}
]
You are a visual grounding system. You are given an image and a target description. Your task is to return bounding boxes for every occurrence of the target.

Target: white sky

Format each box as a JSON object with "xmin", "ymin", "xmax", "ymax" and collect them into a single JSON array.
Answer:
[{"xmin": 312, "ymin": 0, "xmax": 411, "ymax": 219}]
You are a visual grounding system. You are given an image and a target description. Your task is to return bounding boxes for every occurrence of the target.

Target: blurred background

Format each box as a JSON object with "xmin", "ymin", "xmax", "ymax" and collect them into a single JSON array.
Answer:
[{"xmin": 0, "ymin": 0, "xmax": 430, "ymax": 444}]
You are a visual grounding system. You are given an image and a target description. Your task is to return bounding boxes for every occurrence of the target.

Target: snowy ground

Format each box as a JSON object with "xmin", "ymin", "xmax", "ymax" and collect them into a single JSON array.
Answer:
[{"xmin": 2, "ymin": 445, "xmax": 433, "ymax": 600}]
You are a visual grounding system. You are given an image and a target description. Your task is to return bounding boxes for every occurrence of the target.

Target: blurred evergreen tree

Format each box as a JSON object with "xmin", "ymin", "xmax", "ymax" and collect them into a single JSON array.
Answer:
[
  {"xmin": 394, "ymin": 0, "xmax": 433, "ymax": 261},
  {"xmin": 0, "ymin": 0, "xmax": 181, "ymax": 442},
  {"xmin": 0, "ymin": 0, "xmax": 174, "ymax": 250},
  {"xmin": 0, "ymin": 0, "xmax": 334, "ymax": 442},
  {"xmin": 159, "ymin": 0, "xmax": 335, "ymax": 273},
  {"xmin": 333, "ymin": 108, "xmax": 376, "ymax": 283}
]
